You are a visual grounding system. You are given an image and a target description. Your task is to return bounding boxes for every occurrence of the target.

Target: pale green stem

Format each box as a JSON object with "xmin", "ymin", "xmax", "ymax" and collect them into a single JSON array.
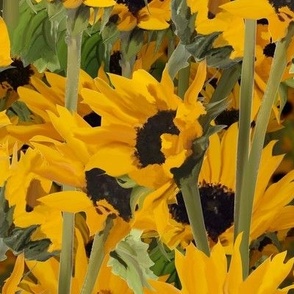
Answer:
[
  {"xmin": 234, "ymin": 19, "xmax": 256, "ymax": 267},
  {"xmin": 58, "ymin": 8, "xmax": 82, "ymax": 293},
  {"xmin": 177, "ymin": 63, "xmax": 191, "ymax": 99},
  {"xmin": 81, "ymin": 216, "xmax": 114, "ymax": 294},
  {"xmin": 58, "ymin": 211, "xmax": 75, "ymax": 294},
  {"xmin": 64, "ymin": 9, "xmax": 83, "ymax": 112},
  {"xmin": 237, "ymin": 22, "xmax": 294, "ymax": 279},
  {"xmin": 180, "ymin": 170, "xmax": 210, "ymax": 256},
  {"xmin": 2, "ymin": 0, "xmax": 19, "ymax": 37}
]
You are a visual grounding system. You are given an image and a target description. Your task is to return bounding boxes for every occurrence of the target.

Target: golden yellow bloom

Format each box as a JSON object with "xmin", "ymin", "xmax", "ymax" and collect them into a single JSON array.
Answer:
[
  {"xmin": 175, "ymin": 234, "xmax": 294, "ymax": 293},
  {"xmin": 80, "ymin": 63, "xmax": 206, "ymax": 189},
  {"xmin": 186, "ymin": 0, "xmax": 245, "ymax": 59},
  {"xmin": 109, "ymin": 0, "xmax": 171, "ymax": 31},
  {"xmin": 136, "ymin": 123, "xmax": 294, "ymax": 249},
  {"xmin": 43, "ymin": 0, "xmax": 116, "ymax": 8},
  {"xmin": 221, "ymin": 0, "xmax": 294, "ymax": 41},
  {"xmin": 0, "ymin": 17, "xmax": 12, "ymax": 67}
]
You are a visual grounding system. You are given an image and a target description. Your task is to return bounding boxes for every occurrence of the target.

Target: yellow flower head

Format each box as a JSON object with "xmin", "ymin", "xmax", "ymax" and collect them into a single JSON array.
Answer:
[{"xmin": 80, "ymin": 63, "xmax": 206, "ymax": 189}]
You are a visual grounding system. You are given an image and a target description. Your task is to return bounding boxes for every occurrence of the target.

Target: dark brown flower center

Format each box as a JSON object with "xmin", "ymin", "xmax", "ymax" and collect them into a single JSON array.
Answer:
[
  {"xmin": 0, "ymin": 59, "xmax": 34, "ymax": 91},
  {"xmin": 268, "ymin": 0, "xmax": 294, "ymax": 12},
  {"xmin": 169, "ymin": 182, "xmax": 235, "ymax": 242},
  {"xmin": 263, "ymin": 42, "xmax": 276, "ymax": 58},
  {"xmin": 85, "ymin": 168, "xmax": 132, "ymax": 221},
  {"xmin": 135, "ymin": 110, "xmax": 180, "ymax": 168},
  {"xmin": 109, "ymin": 51, "xmax": 122, "ymax": 75},
  {"xmin": 116, "ymin": 0, "xmax": 151, "ymax": 15},
  {"xmin": 215, "ymin": 109, "xmax": 239, "ymax": 129}
]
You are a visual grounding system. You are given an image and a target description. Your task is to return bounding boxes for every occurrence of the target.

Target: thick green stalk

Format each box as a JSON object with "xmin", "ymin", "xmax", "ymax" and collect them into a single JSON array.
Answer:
[
  {"xmin": 234, "ymin": 19, "xmax": 256, "ymax": 269},
  {"xmin": 2, "ymin": 0, "xmax": 19, "ymax": 37},
  {"xmin": 64, "ymin": 9, "xmax": 83, "ymax": 112},
  {"xmin": 180, "ymin": 171, "xmax": 210, "ymax": 256},
  {"xmin": 236, "ymin": 22, "xmax": 294, "ymax": 279},
  {"xmin": 81, "ymin": 216, "xmax": 113, "ymax": 294},
  {"xmin": 58, "ymin": 211, "xmax": 75, "ymax": 294},
  {"xmin": 58, "ymin": 8, "xmax": 82, "ymax": 294}
]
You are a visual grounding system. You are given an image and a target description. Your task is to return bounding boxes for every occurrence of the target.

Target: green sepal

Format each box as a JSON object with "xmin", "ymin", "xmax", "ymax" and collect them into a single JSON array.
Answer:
[
  {"xmin": 172, "ymin": 98, "xmax": 228, "ymax": 184},
  {"xmin": 130, "ymin": 185, "xmax": 153, "ymax": 214},
  {"xmin": 166, "ymin": 43, "xmax": 191, "ymax": 79},
  {"xmin": 100, "ymin": 6, "xmax": 113, "ymax": 32},
  {"xmin": 0, "ymin": 187, "xmax": 14, "ymax": 238},
  {"xmin": 122, "ymin": 29, "xmax": 144, "ymax": 62},
  {"xmin": 171, "ymin": 0, "xmax": 196, "ymax": 45},
  {"xmin": 69, "ymin": 6, "xmax": 90, "ymax": 37},
  {"xmin": 101, "ymin": 22, "xmax": 120, "ymax": 46},
  {"xmin": 24, "ymin": 238, "xmax": 58, "ymax": 261},
  {"xmin": 108, "ymin": 229, "xmax": 157, "ymax": 294}
]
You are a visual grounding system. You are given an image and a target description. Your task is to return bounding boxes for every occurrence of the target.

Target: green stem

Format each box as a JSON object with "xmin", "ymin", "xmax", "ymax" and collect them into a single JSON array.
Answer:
[
  {"xmin": 234, "ymin": 20, "xmax": 256, "ymax": 241},
  {"xmin": 81, "ymin": 216, "xmax": 114, "ymax": 294},
  {"xmin": 177, "ymin": 62, "xmax": 191, "ymax": 99},
  {"xmin": 180, "ymin": 171, "xmax": 210, "ymax": 256},
  {"xmin": 2, "ymin": 0, "xmax": 19, "ymax": 37},
  {"xmin": 65, "ymin": 8, "xmax": 83, "ymax": 112},
  {"xmin": 58, "ymin": 8, "xmax": 83, "ymax": 293},
  {"xmin": 236, "ymin": 22, "xmax": 294, "ymax": 279},
  {"xmin": 58, "ymin": 211, "xmax": 75, "ymax": 294}
]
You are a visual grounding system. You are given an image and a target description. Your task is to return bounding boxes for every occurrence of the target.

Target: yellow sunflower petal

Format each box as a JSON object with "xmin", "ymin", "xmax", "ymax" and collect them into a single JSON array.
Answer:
[
  {"xmin": 2, "ymin": 253, "xmax": 24, "ymax": 294},
  {"xmin": 38, "ymin": 191, "xmax": 93, "ymax": 213},
  {"xmin": 26, "ymin": 257, "xmax": 58, "ymax": 293},
  {"xmin": 84, "ymin": 0, "xmax": 115, "ymax": 7},
  {"xmin": 220, "ymin": 0, "xmax": 274, "ymax": 19},
  {"xmin": 184, "ymin": 60, "xmax": 207, "ymax": 105},
  {"xmin": 0, "ymin": 17, "xmax": 12, "ymax": 67},
  {"xmin": 220, "ymin": 123, "xmax": 238, "ymax": 190},
  {"xmin": 86, "ymin": 144, "xmax": 135, "ymax": 177},
  {"xmin": 241, "ymin": 252, "xmax": 294, "ymax": 293},
  {"xmin": 225, "ymin": 233, "xmax": 243, "ymax": 293}
]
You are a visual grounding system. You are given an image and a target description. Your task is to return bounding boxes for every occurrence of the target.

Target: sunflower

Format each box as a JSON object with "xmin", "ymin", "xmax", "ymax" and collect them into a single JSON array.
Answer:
[
  {"xmin": 0, "ymin": 17, "xmax": 12, "ymax": 67},
  {"xmin": 171, "ymin": 123, "xmax": 294, "ymax": 247},
  {"xmin": 134, "ymin": 123, "xmax": 294, "ymax": 250},
  {"xmin": 221, "ymin": 0, "xmax": 294, "ymax": 41},
  {"xmin": 186, "ymin": 0, "xmax": 245, "ymax": 59},
  {"xmin": 79, "ymin": 62, "xmax": 206, "ymax": 189},
  {"xmin": 175, "ymin": 233, "xmax": 294, "ymax": 293},
  {"xmin": 108, "ymin": 0, "xmax": 171, "ymax": 31},
  {"xmin": 5, "ymin": 70, "xmax": 97, "ymax": 147},
  {"xmin": 38, "ymin": 0, "xmax": 116, "ymax": 8}
]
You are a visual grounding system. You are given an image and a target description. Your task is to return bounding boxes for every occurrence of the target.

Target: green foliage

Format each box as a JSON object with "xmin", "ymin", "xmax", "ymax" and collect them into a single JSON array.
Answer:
[
  {"xmin": 0, "ymin": 186, "xmax": 58, "ymax": 261},
  {"xmin": 108, "ymin": 229, "xmax": 157, "ymax": 294},
  {"xmin": 171, "ymin": 0, "xmax": 238, "ymax": 70},
  {"xmin": 149, "ymin": 239, "xmax": 181, "ymax": 288}
]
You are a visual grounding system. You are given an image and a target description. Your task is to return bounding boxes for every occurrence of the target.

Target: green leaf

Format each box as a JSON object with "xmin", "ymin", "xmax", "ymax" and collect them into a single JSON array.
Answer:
[
  {"xmin": 108, "ymin": 229, "xmax": 157, "ymax": 294},
  {"xmin": 123, "ymin": 29, "xmax": 144, "ymax": 61}
]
